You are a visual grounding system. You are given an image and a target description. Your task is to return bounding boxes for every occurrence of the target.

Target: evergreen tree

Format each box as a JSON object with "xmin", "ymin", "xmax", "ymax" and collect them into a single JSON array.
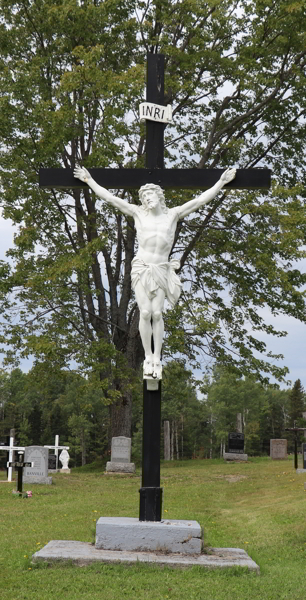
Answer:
[{"xmin": 288, "ymin": 379, "xmax": 305, "ymax": 426}]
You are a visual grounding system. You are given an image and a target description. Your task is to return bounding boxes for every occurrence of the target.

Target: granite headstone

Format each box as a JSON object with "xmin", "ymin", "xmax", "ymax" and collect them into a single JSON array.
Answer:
[
  {"xmin": 270, "ymin": 439, "xmax": 287, "ymax": 460},
  {"xmin": 106, "ymin": 437, "xmax": 135, "ymax": 474},
  {"xmin": 48, "ymin": 454, "xmax": 57, "ymax": 471},
  {"xmin": 224, "ymin": 432, "xmax": 248, "ymax": 461},
  {"xmin": 23, "ymin": 446, "xmax": 52, "ymax": 484}
]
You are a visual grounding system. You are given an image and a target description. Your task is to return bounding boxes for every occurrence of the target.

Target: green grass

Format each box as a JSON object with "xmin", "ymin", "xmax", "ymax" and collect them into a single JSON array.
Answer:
[{"xmin": 1, "ymin": 456, "xmax": 306, "ymax": 599}]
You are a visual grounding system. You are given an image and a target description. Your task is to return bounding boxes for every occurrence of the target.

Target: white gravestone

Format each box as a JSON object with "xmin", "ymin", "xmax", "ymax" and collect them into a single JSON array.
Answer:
[
  {"xmin": 23, "ymin": 446, "xmax": 52, "ymax": 484},
  {"xmin": 59, "ymin": 449, "xmax": 71, "ymax": 473},
  {"xmin": 106, "ymin": 437, "xmax": 135, "ymax": 474}
]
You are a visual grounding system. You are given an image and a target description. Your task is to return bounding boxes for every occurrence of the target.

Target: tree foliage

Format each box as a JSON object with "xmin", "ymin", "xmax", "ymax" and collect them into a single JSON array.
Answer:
[
  {"xmin": 288, "ymin": 378, "xmax": 305, "ymax": 425},
  {"xmin": 0, "ymin": 363, "xmax": 299, "ymax": 464},
  {"xmin": 0, "ymin": 1, "xmax": 305, "ymax": 434},
  {"xmin": 203, "ymin": 365, "xmax": 290, "ymax": 456}
]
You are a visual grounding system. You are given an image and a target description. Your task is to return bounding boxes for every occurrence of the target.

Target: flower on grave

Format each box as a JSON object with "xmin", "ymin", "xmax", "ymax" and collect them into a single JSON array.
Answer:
[{"xmin": 26, "ymin": 491, "xmax": 32, "ymax": 497}]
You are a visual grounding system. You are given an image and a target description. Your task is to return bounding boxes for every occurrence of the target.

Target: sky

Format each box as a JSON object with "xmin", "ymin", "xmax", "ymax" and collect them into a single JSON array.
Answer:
[{"xmin": 0, "ymin": 214, "xmax": 306, "ymax": 391}]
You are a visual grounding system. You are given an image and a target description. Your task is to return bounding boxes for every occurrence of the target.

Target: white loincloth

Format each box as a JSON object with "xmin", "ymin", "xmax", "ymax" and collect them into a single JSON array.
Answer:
[{"xmin": 131, "ymin": 257, "xmax": 181, "ymax": 307}]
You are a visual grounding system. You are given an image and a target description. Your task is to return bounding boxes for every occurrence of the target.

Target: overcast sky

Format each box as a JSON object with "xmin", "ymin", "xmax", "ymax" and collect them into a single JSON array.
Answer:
[{"xmin": 1, "ymin": 214, "xmax": 305, "ymax": 390}]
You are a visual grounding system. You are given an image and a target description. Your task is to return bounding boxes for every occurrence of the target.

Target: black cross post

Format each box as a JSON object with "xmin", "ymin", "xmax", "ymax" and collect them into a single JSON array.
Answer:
[
  {"xmin": 285, "ymin": 422, "xmax": 306, "ymax": 469},
  {"xmin": 7, "ymin": 451, "xmax": 34, "ymax": 494},
  {"xmin": 39, "ymin": 53, "xmax": 271, "ymax": 522}
]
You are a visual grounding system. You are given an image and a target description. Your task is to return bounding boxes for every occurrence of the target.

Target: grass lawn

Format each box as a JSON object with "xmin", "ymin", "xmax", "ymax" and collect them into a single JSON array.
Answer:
[{"xmin": 1, "ymin": 456, "xmax": 306, "ymax": 599}]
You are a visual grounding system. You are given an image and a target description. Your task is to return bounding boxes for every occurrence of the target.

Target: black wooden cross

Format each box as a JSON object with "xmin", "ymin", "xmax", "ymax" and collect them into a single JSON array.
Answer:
[
  {"xmin": 285, "ymin": 422, "xmax": 306, "ymax": 470},
  {"xmin": 40, "ymin": 54, "xmax": 271, "ymax": 191},
  {"xmin": 7, "ymin": 451, "xmax": 34, "ymax": 494},
  {"xmin": 39, "ymin": 53, "xmax": 271, "ymax": 523}
]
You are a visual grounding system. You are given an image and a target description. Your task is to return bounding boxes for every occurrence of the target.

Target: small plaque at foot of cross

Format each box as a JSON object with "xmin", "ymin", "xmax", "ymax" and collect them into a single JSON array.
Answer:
[{"xmin": 145, "ymin": 378, "xmax": 159, "ymax": 391}]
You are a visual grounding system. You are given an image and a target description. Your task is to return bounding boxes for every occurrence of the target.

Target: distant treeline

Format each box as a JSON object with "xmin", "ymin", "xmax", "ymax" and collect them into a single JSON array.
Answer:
[{"xmin": 0, "ymin": 363, "xmax": 304, "ymax": 467}]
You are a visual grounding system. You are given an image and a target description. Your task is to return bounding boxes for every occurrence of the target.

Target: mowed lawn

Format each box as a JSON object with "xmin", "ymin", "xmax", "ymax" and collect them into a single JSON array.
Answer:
[{"xmin": 1, "ymin": 457, "xmax": 306, "ymax": 600}]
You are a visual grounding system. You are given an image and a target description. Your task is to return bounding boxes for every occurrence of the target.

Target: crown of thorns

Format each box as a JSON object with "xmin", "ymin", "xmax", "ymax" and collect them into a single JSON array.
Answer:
[{"xmin": 139, "ymin": 184, "xmax": 167, "ymax": 212}]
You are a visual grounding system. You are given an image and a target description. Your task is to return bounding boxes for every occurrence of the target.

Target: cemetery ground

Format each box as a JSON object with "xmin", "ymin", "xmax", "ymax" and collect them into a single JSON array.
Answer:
[{"xmin": 1, "ymin": 458, "xmax": 306, "ymax": 600}]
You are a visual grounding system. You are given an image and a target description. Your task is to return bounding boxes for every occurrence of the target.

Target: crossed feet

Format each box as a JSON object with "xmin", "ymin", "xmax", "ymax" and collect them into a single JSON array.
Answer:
[{"xmin": 143, "ymin": 356, "xmax": 162, "ymax": 380}]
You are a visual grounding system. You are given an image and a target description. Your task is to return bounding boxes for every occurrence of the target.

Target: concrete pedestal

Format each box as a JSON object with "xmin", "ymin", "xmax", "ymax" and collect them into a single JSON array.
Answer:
[
  {"xmin": 105, "ymin": 462, "xmax": 135, "ymax": 474},
  {"xmin": 224, "ymin": 452, "xmax": 248, "ymax": 461},
  {"xmin": 96, "ymin": 517, "xmax": 202, "ymax": 554},
  {"xmin": 32, "ymin": 540, "xmax": 260, "ymax": 572}
]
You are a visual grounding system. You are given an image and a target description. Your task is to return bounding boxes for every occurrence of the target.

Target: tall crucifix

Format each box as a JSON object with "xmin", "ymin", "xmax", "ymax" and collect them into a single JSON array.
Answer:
[{"xmin": 40, "ymin": 53, "xmax": 270, "ymax": 522}]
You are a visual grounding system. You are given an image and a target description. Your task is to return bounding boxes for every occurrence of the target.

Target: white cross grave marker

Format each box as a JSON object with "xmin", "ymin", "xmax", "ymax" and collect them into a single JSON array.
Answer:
[
  {"xmin": 44, "ymin": 435, "xmax": 69, "ymax": 471},
  {"xmin": 0, "ymin": 438, "xmax": 25, "ymax": 482}
]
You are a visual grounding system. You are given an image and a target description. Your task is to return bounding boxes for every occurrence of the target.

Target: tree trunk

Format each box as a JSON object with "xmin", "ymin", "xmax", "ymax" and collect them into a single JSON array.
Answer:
[
  {"xmin": 209, "ymin": 414, "xmax": 213, "ymax": 459},
  {"xmin": 109, "ymin": 391, "xmax": 133, "ymax": 438},
  {"xmin": 171, "ymin": 421, "xmax": 174, "ymax": 460},
  {"xmin": 164, "ymin": 420, "xmax": 170, "ymax": 461},
  {"xmin": 81, "ymin": 428, "xmax": 86, "ymax": 466},
  {"xmin": 176, "ymin": 423, "xmax": 179, "ymax": 460},
  {"xmin": 181, "ymin": 416, "xmax": 184, "ymax": 460},
  {"xmin": 109, "ymin": 307, "xmax": 143, "ymax": 439}
]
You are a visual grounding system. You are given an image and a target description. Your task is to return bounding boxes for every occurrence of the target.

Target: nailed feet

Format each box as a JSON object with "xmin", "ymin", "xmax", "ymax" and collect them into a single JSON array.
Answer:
[{"xmin": 143, "ymin": 357, "xmax": 162, "ymax": 380}]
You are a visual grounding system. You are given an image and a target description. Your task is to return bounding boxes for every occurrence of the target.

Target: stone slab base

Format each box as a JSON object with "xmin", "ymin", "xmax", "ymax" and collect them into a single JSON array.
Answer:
[
  {"xmin": 59, "ymin": 468, "xmax": 71, "ymax": 474},
  {"xmin": 96, "ymin": 517, "xmax": 202, "ymax": 554},
  {"xmin": 224, "ymin": 453, "xmax": 248, "ymax": 461},
  {"xmin": 105, "ymin": 462, "xmax": 136, "ymax": 474},
  {"xmin": 32, "ymin": 540, "xmax": 259, "ymax": 572},
  {"xmin": 296, "ymin": 469, "xmax": 306, "ymax": 474},
  {"xmin": 23, "ymin": 476, "xmax": 53, "ymax": 485}
]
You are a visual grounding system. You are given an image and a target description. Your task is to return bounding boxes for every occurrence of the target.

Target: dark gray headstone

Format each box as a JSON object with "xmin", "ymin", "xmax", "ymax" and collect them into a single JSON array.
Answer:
[
  {"xmin": 228, "ymin": 433, "xmax": 244, "ymax": 454},
  {"xmin": 0, "ymin": 438, "xmax": 10, "ymax": 471},
  {"xmin": 303, "ymin": 443, "xmax": 306, "ymax": 470},
  {"xmin": 48, "ymin": 454, "xmax": 57, "ymax": 470}
]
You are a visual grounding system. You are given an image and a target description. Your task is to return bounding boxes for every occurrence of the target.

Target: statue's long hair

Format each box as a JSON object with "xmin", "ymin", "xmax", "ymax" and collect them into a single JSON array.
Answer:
[{"xmin": 139, "ymin": 184, "xmax": 168, "ymax": 213}]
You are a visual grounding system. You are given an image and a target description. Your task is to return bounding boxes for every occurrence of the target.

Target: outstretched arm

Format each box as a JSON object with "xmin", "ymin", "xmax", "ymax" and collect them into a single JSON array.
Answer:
[
  {"xmin": 73, "ymin": 166, "xmax": 135, "ymax": 217},
  {"xmin": 175, "ymin": 168, "xmax": 236, "ymax": 219}
]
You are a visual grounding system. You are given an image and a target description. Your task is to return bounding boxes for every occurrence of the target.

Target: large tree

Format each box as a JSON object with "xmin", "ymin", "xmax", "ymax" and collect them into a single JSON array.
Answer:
[{"xmin": 0, "ymin": 0, "xmax": 306, "ymax": 437}]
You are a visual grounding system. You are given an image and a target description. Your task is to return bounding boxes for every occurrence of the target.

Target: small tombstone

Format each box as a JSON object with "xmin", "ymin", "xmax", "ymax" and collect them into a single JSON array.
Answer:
[
  {"xmin": 0, "ymin": 440, "xmax": 8, "ymax": 470},
  {"xmin": 228, "ymin": 432, "xmax": 245, "ymax": 454},
  {"xmin": 48, "ymin": 454, "xmax": 57, "ymax": 471},
  {"xmin": 296, "ymin": 442, "xmax": 306, "ymax": 474},
  {"xmin": 224, "ymin": 432, "xmax": 248, "ymax": 461},
  {"xmin": 270, "ymin": 439, "xmax": 288, "ymax": 460},
  {"xmin": 59, "ymin": 449, "xmax": 71, "ymax": 473},
  {"xmin": 106, "ymin": 436, "xmax": 136, "ymax": 474},
  {"xmin": 23, "ymin": 446, "xmax": 52, "ymax": 485},
  {"xmin": 303, "ymin": 443, "xmax": 306, "ymax": 469}
]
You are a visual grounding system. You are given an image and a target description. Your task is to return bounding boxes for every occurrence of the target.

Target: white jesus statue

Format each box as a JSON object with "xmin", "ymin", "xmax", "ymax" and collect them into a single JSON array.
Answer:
[{"xmin": 74, "ymin": 166, "xmax": 236, "ymax": 380}]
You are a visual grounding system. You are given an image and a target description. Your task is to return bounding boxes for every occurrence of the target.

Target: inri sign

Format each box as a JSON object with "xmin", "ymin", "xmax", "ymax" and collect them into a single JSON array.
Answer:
[{"xmin": 139, "ymin": 102, "xmax": 173, "ymax": 124}]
